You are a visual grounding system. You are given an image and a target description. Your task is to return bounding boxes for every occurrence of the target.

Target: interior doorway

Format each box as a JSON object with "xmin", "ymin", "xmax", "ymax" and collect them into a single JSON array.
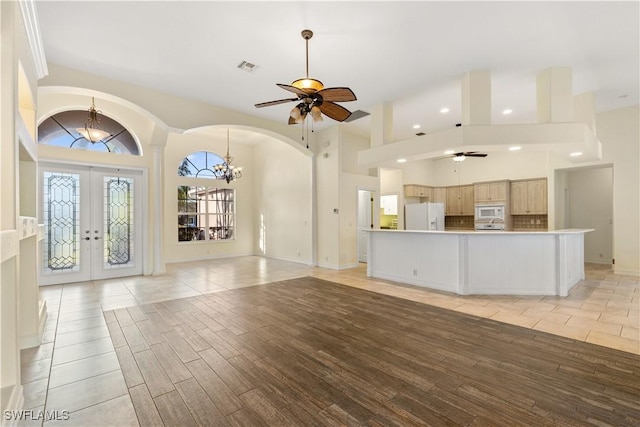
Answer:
[
  {"xmin": 357, "ymin": 190, "xmax": 374, "ymax": 263},
  {"xmin": 39, "ymin": 163, "xmax": 143, "ymax": 285},
  {"xmin": 557, "ymin": 165, "xmax": 613, "ymax": 265}
]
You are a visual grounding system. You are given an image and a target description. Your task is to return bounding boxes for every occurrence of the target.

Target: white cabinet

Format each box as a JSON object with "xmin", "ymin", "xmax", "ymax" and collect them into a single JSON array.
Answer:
[{"xmin": 380, "ymin": 195, "xmax": 398, "ymax": 215}]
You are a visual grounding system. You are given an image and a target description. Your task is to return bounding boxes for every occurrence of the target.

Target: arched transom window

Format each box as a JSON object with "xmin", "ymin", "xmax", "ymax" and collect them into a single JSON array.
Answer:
[
  {"xmin": 38, "ymin": 110, "xmax": 140, "ymax": 155},
  {"xmin": 178, "ymin": 151, "xmax": 225, "ymax": 178}
]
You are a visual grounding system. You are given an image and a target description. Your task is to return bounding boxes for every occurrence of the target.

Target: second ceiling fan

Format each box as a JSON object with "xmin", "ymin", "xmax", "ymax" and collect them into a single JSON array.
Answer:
[
  {"xmin": 255, "ymin": 29, "xmax": 357, "ymax": 124},
  {"xmin": 452, "ymin": 151, "xmax": 488, "ymax": 162}
]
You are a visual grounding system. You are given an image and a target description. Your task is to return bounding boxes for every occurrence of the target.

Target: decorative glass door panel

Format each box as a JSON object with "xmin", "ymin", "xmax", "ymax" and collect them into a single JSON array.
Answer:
[{"xmin": 40, "ymin": 165, "xmax": 142, "ymax": 285}]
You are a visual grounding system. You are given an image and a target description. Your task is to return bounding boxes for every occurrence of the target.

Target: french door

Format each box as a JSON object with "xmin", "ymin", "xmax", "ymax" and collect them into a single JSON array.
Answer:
[{"xmin": 39, "ymin": 164, "xmax": 143, "ymax": 285}]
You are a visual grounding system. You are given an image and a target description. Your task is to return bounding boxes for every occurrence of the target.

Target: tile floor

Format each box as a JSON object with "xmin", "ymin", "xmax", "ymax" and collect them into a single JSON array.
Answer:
[{"xmin": 18, "ymin": 257, "xmax": 639, "ymax": 426}]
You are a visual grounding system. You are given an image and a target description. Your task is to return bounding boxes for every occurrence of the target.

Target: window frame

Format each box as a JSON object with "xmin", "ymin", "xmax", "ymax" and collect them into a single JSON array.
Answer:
[{"xmin": 177, "ymin": 184, "xmax": 236, "ymax": 243}]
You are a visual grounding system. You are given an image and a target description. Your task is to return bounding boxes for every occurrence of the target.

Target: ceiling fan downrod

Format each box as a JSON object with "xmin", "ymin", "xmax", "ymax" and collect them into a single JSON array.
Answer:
[{"xmin": 301, "ymin": 29, "xmax": 313, "ymax": 78}]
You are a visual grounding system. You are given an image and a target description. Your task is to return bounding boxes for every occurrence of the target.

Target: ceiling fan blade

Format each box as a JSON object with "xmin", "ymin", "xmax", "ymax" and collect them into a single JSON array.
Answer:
[
  {"xmin": 276, "ymin": 83, "xmax": 309, "ymax": 96},
  {"xmin": 255, "ymin": 98, "xmax": 299, "ymax": 108},
  {"xmin": 466, "ymin": 153, "xmax": 488, "ymax": 157},
  {"xmin": 318, "ymin": 101, "xmax": 352, "ymax": 122},
  {"xmin": 316, "ymin": 87, "xmax": 357, "ymax": 102}
]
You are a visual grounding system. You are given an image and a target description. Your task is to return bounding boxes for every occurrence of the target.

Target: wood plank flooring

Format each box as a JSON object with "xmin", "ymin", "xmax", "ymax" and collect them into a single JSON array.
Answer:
[{"xmin": 95, "ymin": 276, "xmax": 640, "ymax": 426}]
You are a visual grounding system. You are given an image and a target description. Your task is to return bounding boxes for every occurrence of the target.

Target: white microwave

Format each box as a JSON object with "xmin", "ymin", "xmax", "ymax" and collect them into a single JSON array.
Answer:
[{"xmin": 475, "ymin": 204, "xmax": 505, "ymax": 221}]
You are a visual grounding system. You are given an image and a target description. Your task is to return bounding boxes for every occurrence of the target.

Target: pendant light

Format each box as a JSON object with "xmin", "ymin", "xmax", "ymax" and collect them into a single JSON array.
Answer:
[
  {"xmin": 213, "ymin": 129, "xmax": 243, "ymax": 183},
  {"xmin": 76, "ymin": 97, "xmax": 111, "ymax": 143}
]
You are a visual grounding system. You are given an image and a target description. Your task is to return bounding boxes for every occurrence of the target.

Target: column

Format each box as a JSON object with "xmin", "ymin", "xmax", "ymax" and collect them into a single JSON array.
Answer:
[
  {"xmin": 370, "ymin": 102, "xmax": 393, "ymax": 146},
  {"xmin": 537, "ymin": 67, "xmax": 573, "ymax": 123},
  {"xmin": 461, "ymin": 70, "xmax": 492, "ymax": 125}
]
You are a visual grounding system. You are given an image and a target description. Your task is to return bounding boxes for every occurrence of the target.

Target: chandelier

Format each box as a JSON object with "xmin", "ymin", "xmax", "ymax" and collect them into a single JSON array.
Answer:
[
  {"xmin": 214, "ymin": 129, "xmax": 243, "ymax": 183},
  {"xmin": 76, "ymin": 97, "xmax": 111, "ymax": 143}
]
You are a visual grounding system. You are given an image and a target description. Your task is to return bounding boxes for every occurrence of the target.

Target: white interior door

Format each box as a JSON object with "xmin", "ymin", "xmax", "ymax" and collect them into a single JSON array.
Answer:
[
  {"xmin": 40, "ymin": 164, "xmax": 143, "ymax": 285},
  {"xmin": 357, "ymin": 190, "xmax": 374, "ymax": 263}
]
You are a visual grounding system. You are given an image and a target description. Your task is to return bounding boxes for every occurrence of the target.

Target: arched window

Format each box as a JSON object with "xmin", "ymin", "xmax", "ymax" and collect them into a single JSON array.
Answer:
[
  {"xmin": 177, "ymin": 151, "xmax": 225, "ymax": 178},
  {"xmin": 38, "ymin": 110, "xmax": 140, "ymax": 155}
]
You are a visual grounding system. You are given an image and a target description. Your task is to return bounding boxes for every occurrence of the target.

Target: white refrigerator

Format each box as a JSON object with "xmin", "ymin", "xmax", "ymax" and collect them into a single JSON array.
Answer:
[{"xmin": 405, "ymin": 202, "xmax": 445, "ymax": 231}]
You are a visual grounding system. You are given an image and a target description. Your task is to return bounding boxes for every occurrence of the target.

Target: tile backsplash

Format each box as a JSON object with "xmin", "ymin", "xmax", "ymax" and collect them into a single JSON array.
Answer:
[
  {"xmin": 445, "ymin": 215, "xmax": 475, "ymax": 230},
  {"xmin": 512, "ymin": 215, "xmax": 548, "ymax": 230}
]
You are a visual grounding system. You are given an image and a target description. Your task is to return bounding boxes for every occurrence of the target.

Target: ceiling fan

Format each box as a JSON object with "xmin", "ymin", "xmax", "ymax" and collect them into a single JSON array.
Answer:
[
  {"xmin": 255, "ymin": 29, "xmax": 357, "ymax": 124},
  {"xmin": 452, "ymin": 151, "xmax": 488, "ymax": 162}
]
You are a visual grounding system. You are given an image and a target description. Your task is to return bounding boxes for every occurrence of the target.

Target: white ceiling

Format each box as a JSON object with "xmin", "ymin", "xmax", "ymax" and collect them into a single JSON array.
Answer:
[{"xmin": 35, "ymin": 1, "xmax": 639, "ymax": 142}]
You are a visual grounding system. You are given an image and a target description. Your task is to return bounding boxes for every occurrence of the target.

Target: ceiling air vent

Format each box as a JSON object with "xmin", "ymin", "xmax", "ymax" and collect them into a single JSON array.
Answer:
[
  {"xmin": 237, "ymin": 61, "xmax": 258, "ymax": 73},
  {"xmin": 344, "ymin": 110, "xmax": 370, "ymax": 122}
]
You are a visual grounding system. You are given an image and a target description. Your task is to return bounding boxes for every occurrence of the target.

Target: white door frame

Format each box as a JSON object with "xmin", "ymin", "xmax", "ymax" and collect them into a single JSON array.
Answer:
[{"xmin": 39, "ymin": 162, "xmax": 146, "ymax": 285}]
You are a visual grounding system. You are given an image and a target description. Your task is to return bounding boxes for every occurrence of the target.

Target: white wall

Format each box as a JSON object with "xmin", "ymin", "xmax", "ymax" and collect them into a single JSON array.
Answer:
[
  {"xmin": 341, "ymin": 129, "xmax": 370, "ymax": 176},
  {"xmin": 315, "ymin": 127, "xmax": 340, "ymax": 268},
  {"xmin": 253, "ymin": 137, "xmax": 312, "ymax": 263},
  {"xmin": 596, "ymin": 106, "xmax": 639, "ymax": 275},
  {"xmin": 430, "ymin": 150, "xmax": 549, "ymax": 186},
  {"xmin": 566, "ymin": 167, "xmax": 613, "ymax": 264},
  {"xmin": 402, "ymin": 159, "xmax": 436, "ymax": 185}
]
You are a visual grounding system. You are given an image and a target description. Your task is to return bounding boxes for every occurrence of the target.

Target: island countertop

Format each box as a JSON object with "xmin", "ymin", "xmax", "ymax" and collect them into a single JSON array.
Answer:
[
  {"xmin": 368, "ymin": 228, "xmax": 593, "ymax": 235},
  {"xmin": 365, "ymin": 229, "xmax": 593, "ymax": 296}
]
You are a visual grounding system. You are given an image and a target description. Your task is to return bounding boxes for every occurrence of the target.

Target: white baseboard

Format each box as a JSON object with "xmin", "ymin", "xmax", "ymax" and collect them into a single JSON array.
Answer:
[
  {"xmin": 19, "ymin": 301, "xmax": 48, "ymax": 350},
  {"xmin": 614, "ymin": 267, "xmax": 640, "ymax": 277}
]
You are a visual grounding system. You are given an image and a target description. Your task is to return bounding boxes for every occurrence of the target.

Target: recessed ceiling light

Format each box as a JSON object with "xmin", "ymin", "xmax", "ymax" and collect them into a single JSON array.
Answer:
[
  {"xmin": 444, "ymin": 150, "xmax": 455, "ymax": 155},
  {"xmin": 509, "ymin": 146, "xmax": 521, "ymax": 151},
  {"xmin": 570, "ymin": 152, "xmax": 583, "ymax": 157},
  {"xmin": 397, "ymin": 158, "xmax": 407, "ymax": 163},
  {"xmin": 440, "ymin": 107, "xmax": 450, "ymax": 113},
  {"xmin": 412, "ymin": 124, "xmax": 421, "ymax": 129},
  {"xmin": 502, "ymin": 109, "xmax": 513, "ymax": 115}
]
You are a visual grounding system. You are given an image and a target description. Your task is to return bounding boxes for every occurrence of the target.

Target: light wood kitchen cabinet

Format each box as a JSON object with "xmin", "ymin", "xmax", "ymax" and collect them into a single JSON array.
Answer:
[
  {"xmin": 433, "ymin": 187, "xmax": 447, "ymax": 205},
  {"xmin": 511, "ymin": 178, "xmax": 547, "ymax": 214},
  {"xmin": 446, "ymin": 185, "xmax": 474, "ymax": 215},
  {"xmin": 404, "ymin": 185, "xmax": 433, "ymax": 200},
  {"xmin": 474, "ymin": 180, "xmax": 509, "ymax": 203}
]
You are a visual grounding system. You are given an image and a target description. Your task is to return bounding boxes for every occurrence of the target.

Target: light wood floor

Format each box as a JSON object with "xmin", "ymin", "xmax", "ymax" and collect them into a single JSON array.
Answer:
[{"xmin": 19, "ymin": 257, "xmax": 639, "ymax": 426}]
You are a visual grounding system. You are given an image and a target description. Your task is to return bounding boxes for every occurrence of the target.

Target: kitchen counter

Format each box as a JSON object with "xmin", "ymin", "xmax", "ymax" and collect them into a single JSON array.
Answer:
[{"xmin": 366, "ymin": 229, "xmax": 593, "ymax": 296}]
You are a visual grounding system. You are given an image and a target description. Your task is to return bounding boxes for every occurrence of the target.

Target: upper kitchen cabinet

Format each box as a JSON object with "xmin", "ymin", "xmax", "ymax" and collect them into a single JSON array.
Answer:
[
  {"xmin": 474, "ymin": 180, "xmax": 509, "ymax": 203},
  {"xmin": 380, "ymin": 194, "xmax": 398, "ymax": 215},
  {"xmin": 446, "ymin": 185, "xmax": 474, "ymax": 215},
  {"xmin": 511, "ymin": 178, "xmax": 548, "ymax": 215},
  {"xmin": 433, "ymin": 187, "xmax": 447, "ymax": 205},
  {"xmin": 404, "ymin": 185, "xmax": 433, "ymax": 201}
]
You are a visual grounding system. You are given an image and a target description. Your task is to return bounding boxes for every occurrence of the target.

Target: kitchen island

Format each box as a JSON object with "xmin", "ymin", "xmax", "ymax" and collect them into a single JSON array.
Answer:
[{"xmin": 366, "ymin": 229, "xmax": 593, "ymax": 296}]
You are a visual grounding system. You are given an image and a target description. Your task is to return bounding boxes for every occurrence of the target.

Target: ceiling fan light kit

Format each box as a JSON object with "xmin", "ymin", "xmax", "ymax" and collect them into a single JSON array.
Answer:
[
  {"xmin": 291, "ymin": 78, "xmax": 324, "ymax": 93},
  {"xmin": 255, "ymin": 29, "xmax": 356, "ymax": 124}
]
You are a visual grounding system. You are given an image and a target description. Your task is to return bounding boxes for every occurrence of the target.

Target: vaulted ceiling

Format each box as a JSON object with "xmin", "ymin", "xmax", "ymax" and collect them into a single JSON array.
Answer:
[{"xmin": 36, "ymin": 1, "xmax": 639, "ymax": 141}]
